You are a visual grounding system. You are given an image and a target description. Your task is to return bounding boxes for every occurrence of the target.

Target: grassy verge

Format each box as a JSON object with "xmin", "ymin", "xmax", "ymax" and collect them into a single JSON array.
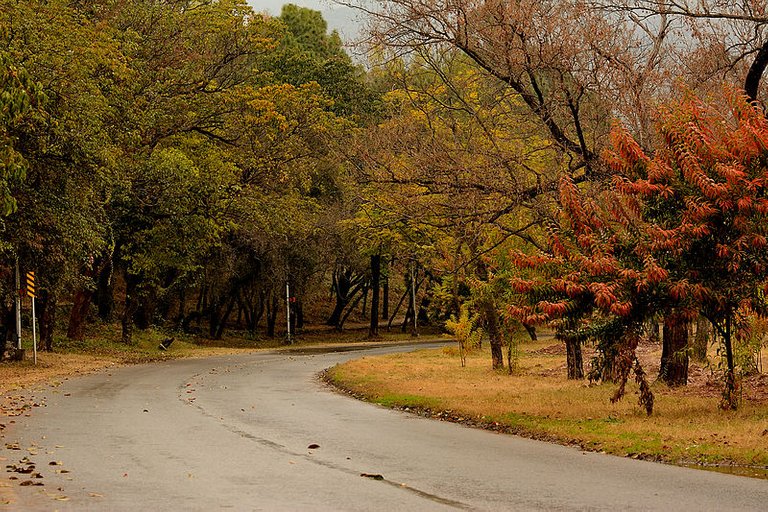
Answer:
[{"xmin": 326, "ymin": 340, "xmax": 768, "ymax": 477}]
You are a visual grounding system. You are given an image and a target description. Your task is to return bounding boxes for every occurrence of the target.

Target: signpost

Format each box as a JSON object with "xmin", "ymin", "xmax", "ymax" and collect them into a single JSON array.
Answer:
[
  {"xmin": 285, "ymin": 280, "xmax": 292, "ymax": 344},
  {"xmin": 26, "ymin": 271, "xmax": 37, "ymax": 365},
  {"xmin": 15, "ymin": 257, "xmax": 21, "ymax": 350}
]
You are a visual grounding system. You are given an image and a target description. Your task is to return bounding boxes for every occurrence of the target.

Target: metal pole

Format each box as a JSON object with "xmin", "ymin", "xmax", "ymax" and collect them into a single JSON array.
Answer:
[
  {"xmin": 14, "ymin": 256, "xmax": 21, "ymax": 349},
  {"xmin": 31, "ymin": 296, "xmax": 37, "ymax": 365},
  {"xmin": 411, "ymin": 264, "xmax": 418, "ymax": 336},
  {"xmin": 285, "ymin": 280, "xmax": 291, "ymax": 344}
]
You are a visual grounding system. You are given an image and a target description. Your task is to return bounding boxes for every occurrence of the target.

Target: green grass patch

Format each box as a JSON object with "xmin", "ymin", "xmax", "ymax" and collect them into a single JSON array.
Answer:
[{"xmin": 375, "ymin": 393, "xmax": 441, "ymax": 409}]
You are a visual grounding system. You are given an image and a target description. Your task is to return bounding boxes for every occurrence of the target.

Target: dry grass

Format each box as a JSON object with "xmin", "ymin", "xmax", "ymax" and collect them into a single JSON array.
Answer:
[{"xmin": 329, "ymin": 339, "xmax": 768, "ymax": 474}]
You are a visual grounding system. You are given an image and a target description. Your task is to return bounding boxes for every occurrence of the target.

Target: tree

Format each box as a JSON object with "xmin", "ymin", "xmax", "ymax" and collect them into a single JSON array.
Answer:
[
  {"xmin": 1, "ymin": 0, "xmax": 125, "ymax": 347},
  {"xmin": 353, "ymin": 52, "xmax": 550, "ymax": 367},
  {"xmin": 605, "ymin": 87, "xmax": 768, "ymax": 408},
  {"xmin": 271, "ymin": 4, "xmax": 381, "ymax": 119},
  {"xmin": 598, "ymin": 1, "xmax": 768, "ymax": 103},
  {"xmin": 0, "ymin": 51, "xmax": 43, "ymax": 216},
  {"xmin": 508, "ymin": 85, "xmax": 768, "ymax": 409},
  {"xmin": 348, "ymin": 0, "xmax": 768, "ymax": 378}
]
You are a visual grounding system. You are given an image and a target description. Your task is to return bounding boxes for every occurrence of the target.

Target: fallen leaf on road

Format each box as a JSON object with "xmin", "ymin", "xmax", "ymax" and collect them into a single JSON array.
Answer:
[{"xmin": 89, "ymin": 492, "xmax": 103, "ymax": 497}]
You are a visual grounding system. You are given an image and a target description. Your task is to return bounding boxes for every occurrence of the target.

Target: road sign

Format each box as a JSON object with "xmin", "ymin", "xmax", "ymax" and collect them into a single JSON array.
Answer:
[{"xmin": 26, "ymin": 271, "xmax": 35, "ymax": 299}]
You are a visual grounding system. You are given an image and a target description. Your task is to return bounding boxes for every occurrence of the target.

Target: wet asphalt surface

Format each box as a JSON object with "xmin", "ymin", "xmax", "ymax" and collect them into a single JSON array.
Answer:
[{"xmin": 1, "ymin": 342, "xmax": 766, "ymax": 511}]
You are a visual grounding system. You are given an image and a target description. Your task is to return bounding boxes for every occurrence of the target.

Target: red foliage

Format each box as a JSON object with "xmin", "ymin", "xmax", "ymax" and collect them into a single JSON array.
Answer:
[{"xmin": 507, "ymin": 85, "xmax": 768, "ymax": 382}]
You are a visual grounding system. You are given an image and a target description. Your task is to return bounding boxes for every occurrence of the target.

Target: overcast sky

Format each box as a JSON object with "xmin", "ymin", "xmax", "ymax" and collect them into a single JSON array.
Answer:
[{"xmin": 246, "ymin": 0, "xmax": 363, "ymax": 40}]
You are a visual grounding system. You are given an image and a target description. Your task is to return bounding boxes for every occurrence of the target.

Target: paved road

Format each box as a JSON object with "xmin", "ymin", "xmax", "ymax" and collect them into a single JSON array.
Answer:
[{"xmin": 1, "ymin": 343, "xmax": 766, "ymax": 510}]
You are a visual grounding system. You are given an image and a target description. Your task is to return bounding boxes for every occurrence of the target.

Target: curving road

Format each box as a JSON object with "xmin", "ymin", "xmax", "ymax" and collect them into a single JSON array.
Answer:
[{"xmin": 1, "ymin": 342, "xmax": 766, "ymax": 511}]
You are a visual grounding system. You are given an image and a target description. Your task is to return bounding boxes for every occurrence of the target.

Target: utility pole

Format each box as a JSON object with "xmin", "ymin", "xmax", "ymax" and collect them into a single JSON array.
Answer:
[
  {"xmin": 411, "ymin": 264, "xmax": 418, "ymax": 337},
  {"xmin": 14, "ymin": 255, "xmax": 21, "ymax": 350},
  {"xmin": 285, "ymin": 279, "xmax": 292, "ymax": 344}
]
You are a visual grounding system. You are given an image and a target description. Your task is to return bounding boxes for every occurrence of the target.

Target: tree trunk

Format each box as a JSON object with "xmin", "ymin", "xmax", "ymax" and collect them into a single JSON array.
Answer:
[
  {"xmin": 659, "ymin": 311, "xmax": 689, "ymax": 386},
  {"xmin": 67, "ymin": 287, "xmax": 93, "ymax": 340},
  {"xmin": 417, "ymin": 295, "xmax": 430, "ymax": 326},
  {"xmin": 266, "ymin": 293, "xmax": 279, "ymax": 338},
  {"xmin": 745, "ymin": 40, "xmax": 768, "ymax": 102},
  {"xmin": 721, "ymin": 313, "xmax": 738, "ymax": 410},
  {"xmin": 480, "ymin": 300, "xmax": 504, "ymax": 370},
  {"xmin": 295, "ymin": 299, "xmax": 304, "ymax": 330},
  {"xmin": 693, "ymin": 315, "xmax": 710, "ymax": 362},
  {"xmin": 213, "ymin": 295, "xmax": 237, "ymax": 339},
  {"xmin": 524, "ymin": 324, "xmax": 537, "ymax": 341},
  {"xmin": 339, "ymin": 288, "xmax": 367, "ymax": 331},
  {"xmin": 381, "ymin": 269, "xmax": 389, "ymax": 320},
  {"xmin": 95, "ymin": 255, "xmax": 114, "ymax": 321},
  {"xmin": 648, "ymin": 318, "xmax": 661, "ymax": 344},
  {"xmin": 327, "ymin": 269, "xmax": 361, "ymax": 326},
  {"xmin": 39, "ymin": 289, "xmax": 56, "ymax": 352},
  {"xmin": 0, "ymin": 305, "xmax": 12, "ymax": 358},
  {"xmin": 135, "ymin": 287, "xmax": 157, "ymax": 330},
  {"xmin": 121, "ymin": 273, "xmax": 141, "ymax": 344},
  {"xmin": 565, "ymin": 336, "xmax": 584, "ymax": 379},
  {"xmin": 369, "ymin": 254, "xmax": 381, "ymax": 338},
  {"xmin": 388, "ymin": 288, "xmax": 408, "ymax": 331}
]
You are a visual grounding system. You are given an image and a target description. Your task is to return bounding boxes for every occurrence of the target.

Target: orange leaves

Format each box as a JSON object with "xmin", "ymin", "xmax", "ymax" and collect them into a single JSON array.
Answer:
[
  {"xmin": 736, "ymin": 196, "xmax": 753, "ymax": 212},
  {"xmin": 609, "ymin": 301, "xmax": 632, "ymax": 317},
  {"xmin": 755, "ymin": 199, "xmax": 768, "ymax": 215},
  {"xmin": 604, "ymin": 121, "xmax": 650, "ymax": 173},
  {"xmin": 642, "ymin": 255, "xmax": 668, "ymax": 284},
  {"xmin": 648, "ymin": 226, "xmax": 679, "ymax": 251},
  {"xmin": 683, "ymin": 197, "xmax": 716, "ymax": 223},
  {"xmin": 506, "ymin": 305, "xmax": 548, "ymax": 326},
  {"xmin": 669, "ymin": 280, "xmax": 689, "ymax": 300},
  {"xmin": 508, "ymin": 277, "xmax": 534, "ymax": 294},
  {"xmin": 510, "ymin": 250, "xmax": 558, "ymax": 269},
  {"xmin": 715, "ymin": 162, "xmax": 746, "ymax": 186},
  {"xmin": 589, "ymin": 282, "xmax": 617, "ymax": 309},
  {"xmin": 715, "ymin": 244, "xmax": 731, "ymax": 259},
  {"xmin": 750, "ymin": 234, "xmax": 768, "ymax": 249},
  {"xmin": 536, "ymin": 300, "xmax": 568, "ymax": 317},
  {"xmin": 583, "ymin": 255, "xmax": 619, "ymax": 276},
  {"xmin": 507, "ymin": 85, "xmax": 768, "ymax": 344}
]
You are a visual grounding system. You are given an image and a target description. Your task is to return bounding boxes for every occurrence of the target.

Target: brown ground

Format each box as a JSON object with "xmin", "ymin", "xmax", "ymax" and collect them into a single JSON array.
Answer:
[{"xmin": 533, "ymin": 337, "xmax": 768, "ymax": 404}]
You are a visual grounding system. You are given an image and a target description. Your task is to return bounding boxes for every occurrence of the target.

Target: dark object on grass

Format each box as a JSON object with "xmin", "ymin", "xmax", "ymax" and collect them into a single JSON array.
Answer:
[
  {"xmin": 158, "ymin": 337, "xmax": 175, "ymax": 351},
  {"xmin": 8, "ymin": 348, "xmax": 25, "ymax": 361}
]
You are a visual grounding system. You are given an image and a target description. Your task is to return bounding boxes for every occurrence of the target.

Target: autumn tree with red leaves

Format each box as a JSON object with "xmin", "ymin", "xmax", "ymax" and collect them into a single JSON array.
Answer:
[
  {"xmin": 606, "ymin": 88, "xmax": 768, "ymax": 409},
  {"xmin": 506, "ymin": 86, "xmax": 768, "ymax": 411},
  {"xmin": 503, "ymin": 176, "xmax": 659, "ymax": 414}
]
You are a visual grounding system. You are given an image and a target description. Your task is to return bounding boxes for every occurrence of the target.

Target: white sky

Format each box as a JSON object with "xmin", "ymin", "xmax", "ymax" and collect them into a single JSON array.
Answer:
[
  {"xmin": 247, "ymin": 0, "xmax": 331, "ymax": 15},
  {"xmin": 246, "ymin": 0, "xmax": 363, "ymax": 40}
]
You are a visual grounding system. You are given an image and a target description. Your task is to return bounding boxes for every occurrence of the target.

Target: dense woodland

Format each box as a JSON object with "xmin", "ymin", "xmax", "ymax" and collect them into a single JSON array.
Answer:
[{"xmin": 3, "ymin": 0, "xmax": 768, "ymax": 412}]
